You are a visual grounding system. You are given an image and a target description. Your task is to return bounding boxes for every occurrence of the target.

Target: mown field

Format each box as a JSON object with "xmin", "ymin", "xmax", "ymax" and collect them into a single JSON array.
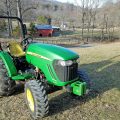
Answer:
[{"xmin": 0, "ymin": 42, "xmax": 120, "ymax": 120}]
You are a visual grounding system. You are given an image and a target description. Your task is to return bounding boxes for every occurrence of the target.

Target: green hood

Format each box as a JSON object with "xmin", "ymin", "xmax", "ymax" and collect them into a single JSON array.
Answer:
[{"xmin": 26, "ymin": 43, "xmax": 79, "ymax": 61}]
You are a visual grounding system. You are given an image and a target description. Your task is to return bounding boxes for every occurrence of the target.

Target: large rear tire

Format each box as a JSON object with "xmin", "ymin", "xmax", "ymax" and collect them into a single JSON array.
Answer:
[
  {"xmin": 25, "ymin": 80, "xmax": 49, "ymax": 119},
  {"xmin": 0, "ymin": 59, "xmax": 16, "ymax": 96}
]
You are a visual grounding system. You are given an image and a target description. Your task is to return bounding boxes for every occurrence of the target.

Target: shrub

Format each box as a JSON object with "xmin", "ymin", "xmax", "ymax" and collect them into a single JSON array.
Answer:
[
  {"xmin": 12, "ymin": 26, "xmax": 21, "ymax": 38},
  {"xmin": 0, "ymin": 20, "xmax": 6, "ymax": 31},
  {"xmin": 37, "ymin": 16, "xmax": 47, "ymax": 24},
  {"xmin": 29, "ymin": 22, "xmax": 36, "ymax": 36}
]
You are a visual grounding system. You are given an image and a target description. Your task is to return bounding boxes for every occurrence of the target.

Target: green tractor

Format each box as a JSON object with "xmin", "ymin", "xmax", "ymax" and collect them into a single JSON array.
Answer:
[{"xmin": 0, "ymin": 16, "xmax": 91, "ymax": 119}]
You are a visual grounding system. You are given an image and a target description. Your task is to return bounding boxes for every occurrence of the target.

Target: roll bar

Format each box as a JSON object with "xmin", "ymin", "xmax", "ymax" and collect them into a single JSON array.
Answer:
[{"xmin": 0, "ymin": 16, "xmax": 27, "ymax": 39}]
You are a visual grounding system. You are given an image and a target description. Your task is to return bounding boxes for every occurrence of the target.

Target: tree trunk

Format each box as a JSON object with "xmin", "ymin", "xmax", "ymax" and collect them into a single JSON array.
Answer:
[
  {"xmin": 81, "ymin": 16, "xmax": 85, "ymax": 42},
  {"xmin": 92, "ymin": 16, "xmax": 95, "ymax": 40},
  {"xmin": 6, "ymin": 0, "xmax": 12, "ymax": 37},
  {"xmin": 81, "ymin": 0, "xmax": 85, "ymax": 43},
  {"xmin": 101, "ymin": 28, "xmax": 104, "ymax": 42},
  {"xmin": 87, "ymin": 18, "xmax": 91, "ymax": 43},
  {"xmin": 17, "ymin": 0, "xmax": 22, "ymax": 20}
]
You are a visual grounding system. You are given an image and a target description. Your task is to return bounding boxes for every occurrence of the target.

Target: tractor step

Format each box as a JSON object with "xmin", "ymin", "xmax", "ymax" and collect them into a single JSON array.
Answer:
[{"xmin": 12, "ymin": 73, "xmax": 33, "ymax": 80}]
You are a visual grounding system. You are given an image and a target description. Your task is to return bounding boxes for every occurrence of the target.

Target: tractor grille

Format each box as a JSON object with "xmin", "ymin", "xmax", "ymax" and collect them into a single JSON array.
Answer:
[{"xmin": 53, "ymin": 62, "xmax": 78, "ymax": 82}]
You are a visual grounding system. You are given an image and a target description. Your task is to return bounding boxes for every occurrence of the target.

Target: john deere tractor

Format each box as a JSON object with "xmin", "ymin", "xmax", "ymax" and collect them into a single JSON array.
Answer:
[{"xmin": 0, "ymin": 16, "xmax": 91, "ymax": 119}]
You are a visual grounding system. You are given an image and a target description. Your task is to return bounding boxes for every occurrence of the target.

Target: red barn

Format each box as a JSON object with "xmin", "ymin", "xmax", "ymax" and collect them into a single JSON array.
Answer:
[{"xmin": 35, "ymin": 25, "xmax": 53, "ymax": 37}]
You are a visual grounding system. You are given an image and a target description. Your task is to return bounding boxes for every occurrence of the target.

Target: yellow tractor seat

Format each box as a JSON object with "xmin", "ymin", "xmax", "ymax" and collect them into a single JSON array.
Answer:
[{"xmin": 8, "ymin": 41, "xmax": 25, "ymax": 57}]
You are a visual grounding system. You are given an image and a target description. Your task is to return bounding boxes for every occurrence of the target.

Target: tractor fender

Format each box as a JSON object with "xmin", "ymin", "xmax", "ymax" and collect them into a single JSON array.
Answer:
[{"xmin": 0, "ymin": 51, "xmax": 17, "ymax": 77}]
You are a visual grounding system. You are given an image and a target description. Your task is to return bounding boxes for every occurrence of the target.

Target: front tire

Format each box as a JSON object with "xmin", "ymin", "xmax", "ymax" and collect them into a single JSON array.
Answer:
[
  {"xmin": 0, "ymin": 59, "xmax": 16, "ymax": 96},
  {"xmin": 25, "ymin": 80, "xmax": 49, "ymax": 119}
]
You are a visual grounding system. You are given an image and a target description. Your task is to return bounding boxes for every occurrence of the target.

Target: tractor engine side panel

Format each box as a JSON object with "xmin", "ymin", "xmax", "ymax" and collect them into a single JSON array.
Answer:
[
  {"xmin": 26, "ymin": 54, "xmax": 77, "ymax": 86},
  {"xmin": 25, "ymin": 43, "xmax": 79, "ymax": 86}
]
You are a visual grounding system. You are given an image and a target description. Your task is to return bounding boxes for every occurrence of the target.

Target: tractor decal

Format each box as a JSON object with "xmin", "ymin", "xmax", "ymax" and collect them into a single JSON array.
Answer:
[{"xmin": 26, "ymin": 51, "xmax": 51, "ymax": 61}]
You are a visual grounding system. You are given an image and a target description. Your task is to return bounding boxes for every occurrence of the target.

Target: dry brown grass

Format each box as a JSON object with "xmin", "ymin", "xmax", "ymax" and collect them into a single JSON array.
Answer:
[{"xmin": 0, "ymin": 42, "xmax": 120, "ymax": 120}]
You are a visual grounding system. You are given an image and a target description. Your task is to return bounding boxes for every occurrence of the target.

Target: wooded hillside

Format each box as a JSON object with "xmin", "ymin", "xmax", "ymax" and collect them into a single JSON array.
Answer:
[{"xmin": 0, "ymin": 0, "xmax": 120, "ymax": 42}]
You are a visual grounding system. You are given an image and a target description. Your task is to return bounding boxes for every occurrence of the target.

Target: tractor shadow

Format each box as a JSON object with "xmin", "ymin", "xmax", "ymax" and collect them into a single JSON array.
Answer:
[
  {"xmin": 49, "ymin": 57, "xmax": 120, "ymax": 116},
  {"xmin": 14, "ymin": 83, "xmax": 25, "ymax": 95}
]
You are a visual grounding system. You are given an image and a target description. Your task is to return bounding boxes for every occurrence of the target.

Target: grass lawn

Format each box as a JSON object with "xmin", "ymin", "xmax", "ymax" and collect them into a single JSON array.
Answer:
[
  {"xmin": 69, "ymin": 42, "xmax": 120, "ymax": 120},
  {"xmin": 48, "ymin": 42, "xmax": 120, "ymax": 120},
  {"xmin": 0, "ymin": 42, "xmax": 120, "ymax": 120}
]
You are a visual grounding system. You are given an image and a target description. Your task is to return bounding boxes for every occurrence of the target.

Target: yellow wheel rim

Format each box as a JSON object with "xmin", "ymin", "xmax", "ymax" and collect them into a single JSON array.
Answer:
[{"xmin": 26, "ymin": 89, "xmax": 35, "ymax": 112}]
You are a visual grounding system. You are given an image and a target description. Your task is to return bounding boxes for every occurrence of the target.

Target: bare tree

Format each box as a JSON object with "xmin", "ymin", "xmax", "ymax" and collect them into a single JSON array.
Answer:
[
  {"xmin": 81, "ymin": 0, "xmax": 86, "ymax": 41},
  {"xmin": 91, "ymin": 0, "xmax": 99, "ymax": 40},
  {"xmin": 5, "ymin": 0, "xmax": 13, "ymax": 37},
  {"xmin": 86, "ymin": 0, "xmax": 94, "ymax": 42},
  {"xmin": 16, "ymin": 0, "xmax": 38, "ymax": 21},
  {"xmin": 74, "ymin": 0, "xmax": 86, "ymax": 42}
]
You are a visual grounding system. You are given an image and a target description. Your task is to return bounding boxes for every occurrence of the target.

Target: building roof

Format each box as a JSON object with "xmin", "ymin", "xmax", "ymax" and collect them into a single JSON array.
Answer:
[
  {"xmin": 35, "ymin": 24, "xmax": 52, "ymax": 30},
  {"xmin": 52, "ymin": 26, "xmax": 60, "ymax": 29}
]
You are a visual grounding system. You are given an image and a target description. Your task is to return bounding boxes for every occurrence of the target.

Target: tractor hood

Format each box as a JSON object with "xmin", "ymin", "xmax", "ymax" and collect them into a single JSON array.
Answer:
[{"xmin": 26, "ymin": 43, "xmax": 79, "ymax": 61}]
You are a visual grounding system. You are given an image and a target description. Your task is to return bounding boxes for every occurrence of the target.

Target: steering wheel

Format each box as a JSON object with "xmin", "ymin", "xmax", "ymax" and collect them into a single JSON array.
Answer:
[{"xmin": 21, "ymin": 37, "xmax": 33, "ymax": 49}]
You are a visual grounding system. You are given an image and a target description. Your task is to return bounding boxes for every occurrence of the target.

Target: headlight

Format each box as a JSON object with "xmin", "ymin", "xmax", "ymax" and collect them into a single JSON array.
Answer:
[
  {"xmin": 58, "ymin": 60, "xmax": 73, "ymax": 66},
  {"xmin": 76, "ymin": 58, "xmax": 80, "ymax": 63}
]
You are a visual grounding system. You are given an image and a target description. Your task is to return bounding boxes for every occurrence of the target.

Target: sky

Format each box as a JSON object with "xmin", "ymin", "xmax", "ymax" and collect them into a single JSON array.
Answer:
[
  {"xmin": 56, "ymin": 0, "xmax": 75, "ymax": 3},
  {"xmin": 56, "ymin": 0, "xmax": 117, "ymax": 5}
]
